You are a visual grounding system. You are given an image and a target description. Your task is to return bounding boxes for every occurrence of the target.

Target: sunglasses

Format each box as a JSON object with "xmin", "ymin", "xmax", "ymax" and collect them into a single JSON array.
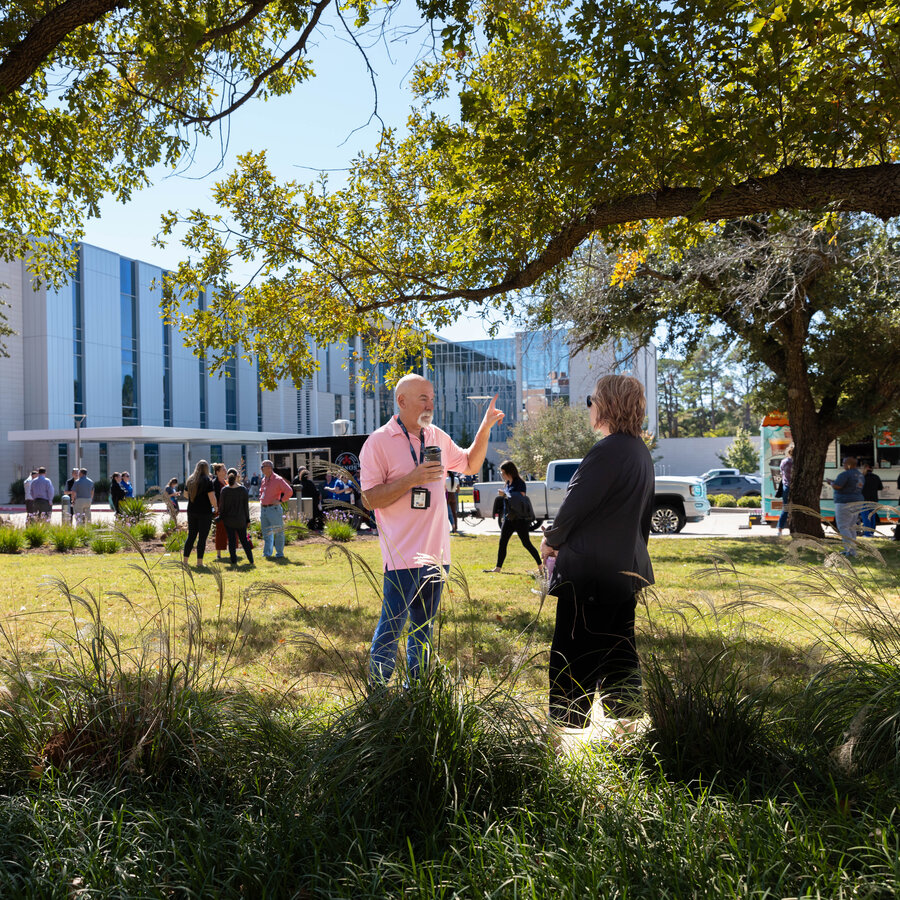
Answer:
[{"xmin": 586, "ymin": 395, "xmax": 596, "ymax": 408}]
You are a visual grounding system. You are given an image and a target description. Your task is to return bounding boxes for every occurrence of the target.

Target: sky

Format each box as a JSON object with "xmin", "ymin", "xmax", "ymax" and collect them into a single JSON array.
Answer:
[{"xmin": 80, "ymin": 8, "xmax": 514, "ymax": 344}]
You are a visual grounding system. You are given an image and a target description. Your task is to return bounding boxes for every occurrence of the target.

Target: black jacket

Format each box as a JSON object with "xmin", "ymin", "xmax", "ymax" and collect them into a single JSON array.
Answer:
[
  {"xmin": 218, "ymin": 484, "xmax": 250, "ymax": 529},
  {"xmin": 543, "ymin": 433, "xmax": 655, "ymax": 595}
]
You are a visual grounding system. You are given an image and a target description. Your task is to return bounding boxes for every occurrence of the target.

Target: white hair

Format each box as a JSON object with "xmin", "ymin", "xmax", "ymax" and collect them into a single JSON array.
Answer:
[{"xmin": 394, "ymin": 374, "xmax": 431, "ymax": 407}]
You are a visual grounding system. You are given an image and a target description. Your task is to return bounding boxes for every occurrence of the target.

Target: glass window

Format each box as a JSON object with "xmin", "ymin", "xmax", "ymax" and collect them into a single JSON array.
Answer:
[
  {"xmin": 99, "ymin": 442, "xmax": 108, "ymax": 480},
  {"xmin": 58, "ymin": 443, "xmax": 68, "ymax": 496},
  {"xmin": 553, "ymin": 463, "xmax": 579, "ymax": 484},
  {"xmin": 143, "ymin": 444, "xmax": 159, "ymax": 491},
  {"xmin": 225, "ymin": 353, "xmax": 237, "ymax": 430},
  {"xmin": 72, "ymin": 250, "xmax": 85, "ymax": 422},
  {"xmin": 120, "ymin": 258, "xmax": 139, "ymax": 425},
  {"xmin": 210, "ymin": 444, "xmax": 223, "ymax": 464}
]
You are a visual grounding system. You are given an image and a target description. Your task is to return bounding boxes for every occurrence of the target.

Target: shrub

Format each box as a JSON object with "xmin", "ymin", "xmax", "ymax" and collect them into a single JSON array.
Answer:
[
  {"xmin": 709, "ymin": 493, "xmax": 737, "ymax": 508},
  {"xmin": 162, "ymin": 517, "xmax": 179, "ymax": 535},
  {"xmin": 165, "ymin": 530, "xmax": 187, "ymax": 552},
  {"xmin": 324, "ymin": 513, "xmax": 355, "ymax": 542},
  {"xmin": 0, "ymin": 526, "xmax": 24, "ymax": 554},
  {"xmin": 118, "ymin": 496, "xmax": 151, "ymax": 523},
  {"xmin": 50, "ymin": 526, "xmax": 79, "ymax": 552},
  {"xmin": 8, "ymin": 478, "xmax": 25, "ymax": 504},
  {"xmin": 736, "ymin": 495, "xmax": 761, "ymax": 508},
  {"xmin": 24, "ymin": 522, "xmax": 50, "ymax": 548},
  {"xmin": 131, "ymin": 521, "xmax": 157, "ymax": 542},
  {"xmin": 75, "ymin": 524, "xmax": 99, "ymax": 547},
  {"xmin": 284, "ymin": 521, "xmax": 310, "ymax": 543},
  {"xmin": 90, "ymin": 535, "xmax": 120, "ymax": 554}
]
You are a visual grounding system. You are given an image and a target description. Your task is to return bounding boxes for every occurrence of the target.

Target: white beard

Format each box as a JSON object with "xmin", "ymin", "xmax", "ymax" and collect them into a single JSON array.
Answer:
[{"xmin": 417, "ymin": 412, "xmax": 433, "ymax": 428}]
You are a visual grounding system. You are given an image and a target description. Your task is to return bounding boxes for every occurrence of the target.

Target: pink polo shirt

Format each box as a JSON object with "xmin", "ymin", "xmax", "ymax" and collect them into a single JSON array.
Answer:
[
  {"xmin": 259, "ymin": 472, "xmax": 292, "ymax": 506},
  {"xmin": 360, "ymin": 417, "xmax": 470, "ymax": 571}
]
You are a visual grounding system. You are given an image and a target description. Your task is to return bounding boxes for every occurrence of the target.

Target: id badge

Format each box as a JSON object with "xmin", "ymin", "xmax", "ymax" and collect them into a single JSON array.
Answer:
[{"xmin": 411, "ymin": 487, "xmax": 431, "ymax": 510}]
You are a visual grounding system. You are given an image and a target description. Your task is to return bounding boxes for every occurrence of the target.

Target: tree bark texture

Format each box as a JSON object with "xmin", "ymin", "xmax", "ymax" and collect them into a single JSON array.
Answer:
[{"xmin": 0, "ymin": 0, "xmax": 126, "ymax": 97}]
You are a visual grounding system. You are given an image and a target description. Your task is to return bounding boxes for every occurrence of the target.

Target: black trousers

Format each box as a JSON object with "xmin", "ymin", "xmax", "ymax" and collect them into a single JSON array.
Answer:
[
  {"xmin": 549, "ymin": 580, "xmax": 641, "ymax": 727},
  {"xmin": 184, "ymin": 512, "xmax": 213, "ymax": 561},
  {"xmin": 496, "ymin": 519, "xmax": 542, "ymax": 568},
  {"xmin": 225, "ymin": 524, "xmax": 254, "ymax": 565}
]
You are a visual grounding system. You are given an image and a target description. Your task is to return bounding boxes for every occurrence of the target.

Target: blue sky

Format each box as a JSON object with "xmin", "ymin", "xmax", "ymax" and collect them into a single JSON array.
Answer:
[{"xmin": 81, "ymin": 8, "xmax": 512, "ymax": 343}]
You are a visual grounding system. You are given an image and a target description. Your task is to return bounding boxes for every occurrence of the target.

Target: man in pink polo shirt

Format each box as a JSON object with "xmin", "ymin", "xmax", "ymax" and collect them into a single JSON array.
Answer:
[
  {"xmin": 360, "ymin": 374, "xmax": 505, "ymax": 684},
  {"xmin": 259, "ymin": 459, "xmax": 293, "ymax": 560}
]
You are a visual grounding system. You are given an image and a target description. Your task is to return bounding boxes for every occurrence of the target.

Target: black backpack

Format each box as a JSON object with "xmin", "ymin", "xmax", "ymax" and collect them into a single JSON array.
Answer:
[{"xmin": 506, "ymin": 491, "xmax": 535, "ymax": 523}]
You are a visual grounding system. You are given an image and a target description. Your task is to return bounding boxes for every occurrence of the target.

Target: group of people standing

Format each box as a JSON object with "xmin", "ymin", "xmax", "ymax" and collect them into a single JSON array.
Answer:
[{"xmin": 778, "ymin": 446, "xmax": 900, "ymax": 554}]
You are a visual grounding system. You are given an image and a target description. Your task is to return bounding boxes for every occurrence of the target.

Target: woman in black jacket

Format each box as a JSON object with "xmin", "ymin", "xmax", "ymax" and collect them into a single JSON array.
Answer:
[
  {"xmin": 487, "ymin": 460, "xmax": 541, "ymax": 572},
  {"xmin": 218, "ymin": 468, "xmax": 254, "ymax": 566},
  {"xmin": 540, "ymin": 375, "xmax": 655, "ymax": 734}
]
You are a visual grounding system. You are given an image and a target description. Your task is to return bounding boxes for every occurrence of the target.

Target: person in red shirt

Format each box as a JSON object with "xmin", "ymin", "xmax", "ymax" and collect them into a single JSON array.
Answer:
[{"xmin": 259, "ymin": 459, "xmax": 293, "ymax": 559}]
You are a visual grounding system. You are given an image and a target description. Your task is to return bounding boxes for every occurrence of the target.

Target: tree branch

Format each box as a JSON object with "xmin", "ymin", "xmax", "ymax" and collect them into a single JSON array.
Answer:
[
  {"xmin": 395, "ymin": 164, "xmax": 900, "ymax": 307},
  {"xmin": 0, "ymin": 0, "xmax": 126, "ymax": 97}
]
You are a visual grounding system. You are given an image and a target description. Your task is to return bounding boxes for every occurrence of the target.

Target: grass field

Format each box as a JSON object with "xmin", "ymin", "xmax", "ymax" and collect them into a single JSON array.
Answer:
[{"xmin": 2, "ymin": 532, "xmax": 900, "ymax": 896}]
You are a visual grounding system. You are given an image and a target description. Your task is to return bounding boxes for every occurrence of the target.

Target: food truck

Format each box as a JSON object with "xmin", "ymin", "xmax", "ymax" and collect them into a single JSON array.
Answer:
[{"xmin": 760, "ymin": 412, "xmax": 900, "ymax": 527}]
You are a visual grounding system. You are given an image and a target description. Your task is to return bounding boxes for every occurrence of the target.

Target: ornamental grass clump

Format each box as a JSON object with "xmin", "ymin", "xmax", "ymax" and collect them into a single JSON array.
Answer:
[
  {"xmin": 0, "ymin": 550, "xmax": 256, "ymax": 782},
  {"xmin": 130, "ymin": 521, "xmax": 157, "ymax": 542},
  {"xmin": 23, "ymin": 522, "xmax": 50, "ymax": 548},
  {"xmin": 324, "ymin": 511, "xmax": 355, "ymax": 542},
  {"xmin": 284, "ymin": 521, "xmax": 309, "ymax": 543},
  {"xmin": 118, "ymin": 496, "xmax": 151, "ymax": 524},
  {"xmin": 0, "ymin": 526, "xmax": 23, "ymax": 554},
  {"xmin": 49, "ymin": 525, "xmax": 79, "ymax": 552},
  {"xmin": 89, "ymin": 535, "xmax": 120, "ymax": 554}
]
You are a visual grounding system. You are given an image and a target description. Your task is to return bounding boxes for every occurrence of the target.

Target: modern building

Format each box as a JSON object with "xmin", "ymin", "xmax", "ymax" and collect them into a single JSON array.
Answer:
[{"xmin": 1, "ymin": 243, "xmax": 657, "ymax": 495}]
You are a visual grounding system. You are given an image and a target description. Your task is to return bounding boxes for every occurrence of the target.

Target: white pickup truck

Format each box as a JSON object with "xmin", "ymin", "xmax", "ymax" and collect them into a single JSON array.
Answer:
[{"xmin": 472, "ymin": 458, "xmax": 710, "ymax": 534}]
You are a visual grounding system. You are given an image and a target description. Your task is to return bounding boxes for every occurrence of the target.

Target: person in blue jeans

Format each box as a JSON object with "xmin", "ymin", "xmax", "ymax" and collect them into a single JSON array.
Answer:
[
  {"xmin": 777, "ymin": 443, "xmax": 794, "ymax": 536},
  {"xmin": 827, "ymin": 456, "xmax": 865, "ymax": 556},
  {"xmin": 258, "ymin": 459, "xmax": 293, "ymax": 559}
]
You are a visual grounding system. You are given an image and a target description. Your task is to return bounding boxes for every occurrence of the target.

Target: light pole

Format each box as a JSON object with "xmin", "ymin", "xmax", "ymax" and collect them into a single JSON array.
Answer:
[{"xmin": 72, "ymin": 414, "xmax": 87, "ymax": 469}]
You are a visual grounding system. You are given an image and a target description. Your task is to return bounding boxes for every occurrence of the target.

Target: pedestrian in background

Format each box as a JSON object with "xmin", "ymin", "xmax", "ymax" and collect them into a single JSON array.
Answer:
[
  {"xmin": 121, "ymin": 472, "xmax": 134, "ymax": 498},
  {"xmin": 860, "ymin": 462, "xmax": 883, "ymax": 536},
  {"xmin": 30, "ymin": 467, "xmax": 54, "ymax": 518},
  {"xmin": 219, "ymin": 468, "xmax": 254, "ymax": 567},
  {"xmin": 183, "ymin": 460, "xmax": 217, "ymax": 566},
  {"xmin": 776, "ymin": 443, "xmax": 794, "ymax": 537},
  {"xmin": 72, "ymin": 468, "xmax": 94, "ymax": 524},
  {"xmin": 24, "ymin": 470, "xmax": 36, "ymax": 517},
  {"xmin": 212, "ymin": 462, "xmax": 229, "ymax": 561},
  {"xmin": 259, "ymin": 459, "xmax": 292, "ymax": 560},
  {"xmin": 165, "ymin": 477, "xmax": 182, "ymax": 521},
  {"xmin": 445, "ymin": 471, "xmax": 461, "ymax": 533},
  {"xmin": 826, "ymin": 456, "xmax": 864, "ymax": 557},
  {"xmin": 110, "ymin": 472, "xmax": 125, "ymax": 514},
  {"xmin": 487, "ymin": 460, "xmax": 541, "ymax": 572}
]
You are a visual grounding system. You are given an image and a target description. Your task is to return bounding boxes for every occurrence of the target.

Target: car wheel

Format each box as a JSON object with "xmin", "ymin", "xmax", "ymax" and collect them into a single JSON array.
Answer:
[{"xmin": 651, "ymin": 504, "xmax": 686, "ymax": 534}]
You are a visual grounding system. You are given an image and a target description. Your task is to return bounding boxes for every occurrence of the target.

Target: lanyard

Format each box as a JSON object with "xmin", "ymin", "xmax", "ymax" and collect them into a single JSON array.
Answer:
[{"xmin": 397, "ymin": 416, "xmax": 425, "ymax": 467}]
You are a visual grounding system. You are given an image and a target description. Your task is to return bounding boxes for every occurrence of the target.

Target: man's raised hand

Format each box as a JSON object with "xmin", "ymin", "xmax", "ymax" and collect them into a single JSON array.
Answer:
[{"xmin": 483, "ymin": 394, "xmax": 505, "ymax": 429}]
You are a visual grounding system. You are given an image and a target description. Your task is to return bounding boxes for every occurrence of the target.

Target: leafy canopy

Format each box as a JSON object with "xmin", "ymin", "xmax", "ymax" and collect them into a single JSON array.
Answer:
[
  {"xmin": 164, "ymin": 0, "xmax": 900, "ymax": 384},
  {"xmin": 507, "ymin": 402, "xmax": 597, "ymax": 476}
]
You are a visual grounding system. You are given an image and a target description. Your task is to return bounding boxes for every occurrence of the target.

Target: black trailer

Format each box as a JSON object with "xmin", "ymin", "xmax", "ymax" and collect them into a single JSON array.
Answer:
[{"xmin": 266, "ymin": 434, "xmax": 368, "ymax": 487}]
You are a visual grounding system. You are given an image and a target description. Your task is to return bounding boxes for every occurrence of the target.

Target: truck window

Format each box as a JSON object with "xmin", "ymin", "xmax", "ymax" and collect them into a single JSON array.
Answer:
[{"xmin": 553, "ymin": 463, "xmax": 579, "ymax": 484}]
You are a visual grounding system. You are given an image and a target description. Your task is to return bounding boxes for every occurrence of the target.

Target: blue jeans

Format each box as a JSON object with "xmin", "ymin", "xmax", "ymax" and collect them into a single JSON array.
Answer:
[
  {"xmin": 834, "ymin": 502, "xmax": 859, "ymax": 554},
  {"xmin": 860, "ymin": 507, "xmax": 879, "ymax": 535},
  {"xmin": 777, "ymin": 486, "xmax": 790, "ymax": 531},
  {"xmin": 370, "ymin": 565, "xmax": 448, "ymax": 685},
  {"xmin": 260, "ymin": 503, "xmax": 285, "ymax": 558}
]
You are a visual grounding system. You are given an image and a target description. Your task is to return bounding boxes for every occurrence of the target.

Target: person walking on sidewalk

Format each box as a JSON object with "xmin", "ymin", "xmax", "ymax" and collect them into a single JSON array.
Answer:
[
  {"xmin": 259, "ymin": 460, "xmax": 292, "ymax": 560},
  {"xmin": 487, "ymin": 460, "xmax": 541, "ymax": 572}
]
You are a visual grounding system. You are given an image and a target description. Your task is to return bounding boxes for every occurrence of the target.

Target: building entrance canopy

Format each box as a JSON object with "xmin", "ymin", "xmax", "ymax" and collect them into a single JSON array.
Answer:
[{"xmin": 7, "ymin": 426, "xmax": 298, "ymax": 445}]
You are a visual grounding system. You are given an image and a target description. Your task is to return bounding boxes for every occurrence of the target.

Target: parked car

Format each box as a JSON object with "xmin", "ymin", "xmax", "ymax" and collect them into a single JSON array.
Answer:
[
  {"xmin": 700, "ymin": 467, "xmax": 740, "ymax": 481},
  {"xmin": 703, "ymin": 474, "xmax": 762, "ymax": 499},
  {"xmin": 473, "ymin": 459, "xmax": 710, "ymax": 534}
]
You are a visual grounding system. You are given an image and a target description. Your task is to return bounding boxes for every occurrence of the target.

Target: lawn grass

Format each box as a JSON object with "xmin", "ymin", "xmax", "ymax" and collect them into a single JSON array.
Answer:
[
  {"xmin": 2, "ymin": 533, "xmax": 898, "ymax": 696},
  {"xmin": 3, "ymin": 533, "xmax": 900, "ymax": 895}
]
